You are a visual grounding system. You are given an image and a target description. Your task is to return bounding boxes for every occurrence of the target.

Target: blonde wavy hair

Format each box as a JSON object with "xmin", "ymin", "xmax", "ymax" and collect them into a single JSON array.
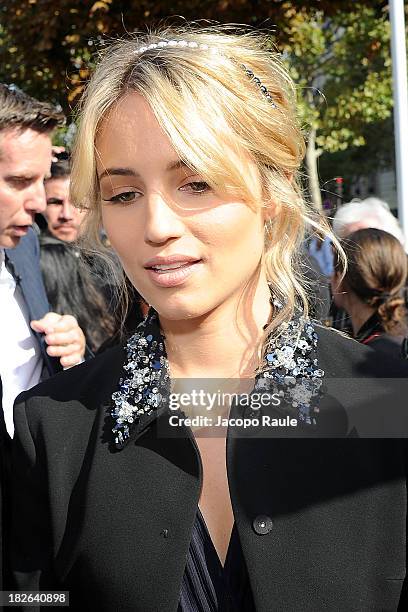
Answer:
[{"xmin": 71, "ymin": 25, "xmax": 341, "ymax": 340}]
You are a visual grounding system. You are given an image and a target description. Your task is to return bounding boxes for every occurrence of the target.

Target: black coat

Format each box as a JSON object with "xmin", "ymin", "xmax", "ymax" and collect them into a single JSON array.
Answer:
[
  {"xmin": 354, "ymin": 312, "xmax": 408, "ymax": 361},
  {"xmin": 11, "ymin": 325, "xmax": 408, "ymax": 611}
]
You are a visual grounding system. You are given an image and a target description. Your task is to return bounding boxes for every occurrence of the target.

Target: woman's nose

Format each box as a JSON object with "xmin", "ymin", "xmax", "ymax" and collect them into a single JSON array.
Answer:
[{"xmin": 143, "ymin": 192, "xmax": 185, "ymax": 246}]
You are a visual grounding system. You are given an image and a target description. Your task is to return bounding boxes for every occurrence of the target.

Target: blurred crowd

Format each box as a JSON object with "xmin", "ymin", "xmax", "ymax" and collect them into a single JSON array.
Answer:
[
  {"xmin": 37, "ymin": 150, "xmax": 148, "ymax": 353},
  {"xmin": 308, "ymin": 196, "xmax": 408, "ymax": 361}
]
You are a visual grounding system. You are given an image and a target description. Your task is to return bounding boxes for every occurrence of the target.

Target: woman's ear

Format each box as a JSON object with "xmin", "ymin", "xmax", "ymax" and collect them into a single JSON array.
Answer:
[{"xmin": 262, "ymin": 199, "xmax": 280, "ymax": 224}]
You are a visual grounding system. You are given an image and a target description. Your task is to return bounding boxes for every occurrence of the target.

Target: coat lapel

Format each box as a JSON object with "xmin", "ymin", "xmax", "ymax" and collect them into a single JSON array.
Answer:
[{"xmin": 56, "ymin": 377, "xmax": 201, "ymax": 611}]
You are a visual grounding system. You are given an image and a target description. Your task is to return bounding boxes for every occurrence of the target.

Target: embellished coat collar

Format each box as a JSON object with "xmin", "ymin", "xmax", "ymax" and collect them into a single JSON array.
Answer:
[{"xmin": 111, "ymin": 307, "xmax": 324, "ymax": 449}]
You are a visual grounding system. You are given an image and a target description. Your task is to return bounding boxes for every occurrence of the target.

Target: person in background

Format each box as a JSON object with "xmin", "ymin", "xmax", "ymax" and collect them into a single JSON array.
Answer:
[
  {"xmin": 332, "ymin": 228, "xmax": 408, "ymax": 359},
  {"xmin": 43, "ymin": 152, "xmax": 85, "ymax": 242},
  {"xmin": 308, "ymin": 235, "xmax": 334, "ymax": 277},
  {"xmin": 332, "ymin": 197, "xmax": 405, "ymax": 246},
  {"xmin": 39, "ymin": 240, "xmax": 117, "ymax": 353},
  {"xmin": 40, "ymin": 154, "xmax": 117, "ymax": 352},
  {"xmin": 0, "ymin": 84, "xmax": 87, "ymax": 434},
  {"xmin": 330, "ymin": 197, "xmax": 406, "ymax": 331},
  {"xmin": 0, "ymin": 83, "xmax": 86, "ymax": 587},
  {"xmin": 299, "ymin": 243, "xmax": 331, "ymax": 323},
  {"xmin": 305, "ymin": 225, "xmax": 333, "ymax": 324}
]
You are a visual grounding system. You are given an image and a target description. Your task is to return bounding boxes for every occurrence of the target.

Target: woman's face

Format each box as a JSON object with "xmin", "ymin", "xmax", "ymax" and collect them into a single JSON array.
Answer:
[{"xmin": 96, "ymin": 92, "xmax": 266, "ymax": 321}]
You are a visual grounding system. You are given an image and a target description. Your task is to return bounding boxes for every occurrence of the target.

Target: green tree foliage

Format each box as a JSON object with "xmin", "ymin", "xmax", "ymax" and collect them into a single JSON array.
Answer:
[
  {"xmin": 0, "ymin": 0, "xmax": 387, "ymax": 114},
  {"xmin": 280, "ymin": 2, "xmax": 393, "ymax": 208},
  {"xmin": 319, "ymin": 117, "xmax": 395, "ymax": 205},
  {"xmin": 0, "ymin": 1, "xmax": 393, "ymax": 206}
]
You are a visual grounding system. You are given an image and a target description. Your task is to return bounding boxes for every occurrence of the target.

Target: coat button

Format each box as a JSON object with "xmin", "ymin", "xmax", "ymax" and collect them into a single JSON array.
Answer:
[{"xmin": 253, "ymin": 515, "xmax": 273, "ymax": 535}]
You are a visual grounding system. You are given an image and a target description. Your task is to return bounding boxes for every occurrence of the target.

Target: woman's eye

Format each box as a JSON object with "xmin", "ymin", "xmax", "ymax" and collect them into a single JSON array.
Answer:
[
  {"xmin": 103, "ymin": 191, "xmax": 138, "ymax": 203},
  {"xmin": 180, "ymin": 181, "xmax": 210, "ymax": 194}
]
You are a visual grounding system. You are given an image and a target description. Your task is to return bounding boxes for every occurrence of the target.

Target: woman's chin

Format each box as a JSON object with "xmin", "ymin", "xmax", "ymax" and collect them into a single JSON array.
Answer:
[
  {"xmin": 149, "ymin": 295, "xmax": 211, "ymax": 323},
  {"xmin": 154, "ymin": 304, "xmax": 204, "ymax": 322}
]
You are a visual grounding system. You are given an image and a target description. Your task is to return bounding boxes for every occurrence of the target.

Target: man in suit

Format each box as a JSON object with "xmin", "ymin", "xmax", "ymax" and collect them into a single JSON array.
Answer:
[{"xmin": 0, "ymin": 83, "xmax": 87, "ymax": 585}]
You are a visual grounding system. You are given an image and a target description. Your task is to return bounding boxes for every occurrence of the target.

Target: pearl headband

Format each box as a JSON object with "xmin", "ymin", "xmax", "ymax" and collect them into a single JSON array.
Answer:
[{"xmin": 133, "ymin": 39, "xmax": 277, "ymax": 108}]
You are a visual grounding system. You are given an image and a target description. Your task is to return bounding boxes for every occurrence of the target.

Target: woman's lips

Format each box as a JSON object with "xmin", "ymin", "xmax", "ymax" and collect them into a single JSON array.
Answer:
[{"xmin": 146, "ymin": 260, "xmax": 202, "ymax": 287}]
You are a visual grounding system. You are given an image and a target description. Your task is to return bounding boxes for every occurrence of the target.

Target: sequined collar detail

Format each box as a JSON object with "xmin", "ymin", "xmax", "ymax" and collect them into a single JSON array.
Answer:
[
  {"xmin": 111, "ymin": 309, "xmax": 170, "ymax": 449},
  {"xmin": 111, "ymin": 306, "xmax": 324, "ymax": 449},
  {"xmin": 256, "ymin": 313, "xmax": 324, "ymax": 424}
]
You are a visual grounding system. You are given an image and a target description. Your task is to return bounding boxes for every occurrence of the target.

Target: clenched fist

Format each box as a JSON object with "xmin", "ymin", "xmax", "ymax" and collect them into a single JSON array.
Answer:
[{"xmin": 31, "ymin": 312, "xmax": 86, "ymax": 369}]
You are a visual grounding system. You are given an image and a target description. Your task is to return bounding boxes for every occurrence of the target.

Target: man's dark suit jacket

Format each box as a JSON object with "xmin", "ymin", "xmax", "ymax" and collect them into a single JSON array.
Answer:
[
  {"xmin": 11, "ymin": 325, "xmax": 408, "ymax": 611},
  {"xmin": 1, "ymin": 229, "xmax": 59, "ymax": 588},
  {"xmin": 4, "ymin": 229, "xmax": 60, "ymax": 378}
]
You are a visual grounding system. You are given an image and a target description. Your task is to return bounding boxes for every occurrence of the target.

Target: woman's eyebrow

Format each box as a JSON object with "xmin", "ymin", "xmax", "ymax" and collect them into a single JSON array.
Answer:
[
  {"xmin": 166, "ymin": 160, "xmax": 192, "ymax": 172},
  {"xmin": 98, "ymin": 167, "xmax": 139, "ymax": 181},
  {"xmin": 98, "ymin": 160, "xmax": 193, "ymax": 181}
]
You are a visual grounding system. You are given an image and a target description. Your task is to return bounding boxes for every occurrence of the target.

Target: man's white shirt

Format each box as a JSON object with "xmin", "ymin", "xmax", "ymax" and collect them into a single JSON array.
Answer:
[{"xmin": 0, "ymin": 248, "xmax": 42, "ymax": 437}]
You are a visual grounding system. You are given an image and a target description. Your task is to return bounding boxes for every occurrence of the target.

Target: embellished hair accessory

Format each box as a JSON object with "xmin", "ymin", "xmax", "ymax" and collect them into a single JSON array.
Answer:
[
  {"xmin": 240, "ymin": 63, "xmax": 277, "ymax": 107},
  {"xmin": 134, "ymin": 40, "xmax": 212, "ymax": 53},
  {"xmin": 133, "ymin": 39, "xmax": 277, "ymax": 108}
]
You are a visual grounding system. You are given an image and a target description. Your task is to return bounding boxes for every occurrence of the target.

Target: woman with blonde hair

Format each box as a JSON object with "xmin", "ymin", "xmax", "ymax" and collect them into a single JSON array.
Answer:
[{"xmin": 11, "ymin": 26, "xmax": 408, "ymax": 611}]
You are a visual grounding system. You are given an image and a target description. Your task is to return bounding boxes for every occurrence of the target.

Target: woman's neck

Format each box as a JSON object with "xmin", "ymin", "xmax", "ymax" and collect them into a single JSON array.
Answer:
[
  {"xmin": 159, "ymin": 273, "xmax": 272, "ymax": 379},
  {"xmin": 344, "ymin": 292, "xmax": 376, "ymax": 336}
]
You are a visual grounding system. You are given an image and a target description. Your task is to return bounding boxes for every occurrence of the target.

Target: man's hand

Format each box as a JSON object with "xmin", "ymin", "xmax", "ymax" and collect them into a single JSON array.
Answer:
[{"xmin": 31, "ymin": 312, "xmax": 86, "ymax": 368}]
